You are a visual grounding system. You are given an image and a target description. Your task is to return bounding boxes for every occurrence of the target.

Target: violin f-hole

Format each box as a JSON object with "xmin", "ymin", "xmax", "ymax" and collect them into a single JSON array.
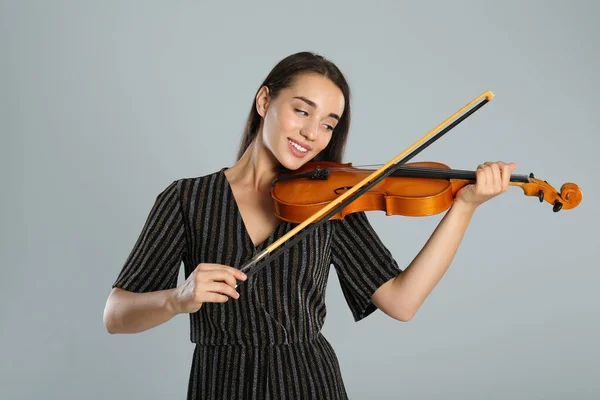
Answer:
[{"xmin": 334, "ymin": 186, "xmax": 353, "ymax": 195}]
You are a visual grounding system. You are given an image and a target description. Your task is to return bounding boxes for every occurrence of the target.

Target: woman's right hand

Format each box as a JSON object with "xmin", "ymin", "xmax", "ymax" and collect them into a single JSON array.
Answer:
[{"xmin": 168, "ymin": 263, "xmax": 247, "ymax": 314}]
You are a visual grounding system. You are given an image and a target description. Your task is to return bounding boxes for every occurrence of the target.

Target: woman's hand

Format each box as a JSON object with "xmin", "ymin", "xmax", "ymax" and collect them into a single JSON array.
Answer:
[
  {"xmin": 455, "ymin": 161, "xmax": 517, "ymax": 211},
  {"xmin": 168, "ymin": 263, "xmax": 247, "ymax": 314}
]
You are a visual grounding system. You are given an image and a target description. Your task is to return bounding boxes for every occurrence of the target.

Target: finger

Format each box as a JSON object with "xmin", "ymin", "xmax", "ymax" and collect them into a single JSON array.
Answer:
[
  {"xmin": 482, "ymin": 164, "xmax": 496, "ymax": 195},
  {"xmin": 224, "ymin": 266, "xmax": 247, "ymax": 281},
  {"xmin": 491, "ymin": 163, "xmax": 502, "ymax": 193},
  {"xmin": 196, "ymin": 263, "xmax": 231, "ymax": 271},
  {"xmin": 496, "ymin": 161, "xmax": 514, "ymax": 191},
  {"xmin": 482, "ymin": 164, "xmax": 493, "ymax": 192},
  {"xmin": 195, "ymin": 263, "xmax": 217, "ymax": 272},
  {"xmin": 501, "ymin": 163, "xmax": 510, "ymax": 191},
  {"xmin": 495, "ymin": 160, "xmax": 508, "ymax": 175},
  {"xmin": 483, "ymin": 164, "xmax": 494, "ymax": 195},
  {"xmin": 207, "ymin": 282, "xmax": 240, "ymax": 299},
  {"xmin": 212, "ymin": 264, "xmax": 247, "ymax": 281},
  {"xmin": 197, "ymin": 264, "xmax": 247, "ymax": 282},
  {"xmin": 204, "ymin": 270, "xmax": 239, "ymax": 288},
  {"xmin": 196, "ymin": 269, "xmax": 232, "ymax": 286},
  {"xmin": 203, "ymin": 292, "xmax": 229, "ymax": 303},
  {"xmin": 476, "ymin": 164, "xmax": 487, "ymax": 188}
]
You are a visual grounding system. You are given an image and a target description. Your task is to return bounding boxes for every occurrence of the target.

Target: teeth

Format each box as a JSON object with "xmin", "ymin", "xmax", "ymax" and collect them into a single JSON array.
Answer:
[{"xmin": 289, "ymin": 139, "xmax": 307, "ymax": 153}]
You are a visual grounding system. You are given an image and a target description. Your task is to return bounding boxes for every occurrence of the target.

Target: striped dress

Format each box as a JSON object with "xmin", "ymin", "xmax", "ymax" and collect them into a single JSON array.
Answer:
[{"xmin": 112, "ymin": 168, "xmax": 402, "ymax": 399}]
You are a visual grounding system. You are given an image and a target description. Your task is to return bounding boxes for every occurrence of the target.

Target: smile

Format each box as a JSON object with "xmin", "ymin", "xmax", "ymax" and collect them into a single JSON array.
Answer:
[{"xmin": 288, "ymin": 139, "xmax": 308, "ymax": 153}]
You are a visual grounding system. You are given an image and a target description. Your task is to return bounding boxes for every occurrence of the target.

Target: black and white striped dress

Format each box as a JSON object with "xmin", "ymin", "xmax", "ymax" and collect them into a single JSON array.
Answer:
[{"xmin": 112, "ymin": 168, "xmax": 402, "ymax": 399}]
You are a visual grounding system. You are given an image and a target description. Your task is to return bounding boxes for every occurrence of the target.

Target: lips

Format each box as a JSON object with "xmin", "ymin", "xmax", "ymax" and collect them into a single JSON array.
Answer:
[
  {"xmin": 288, "ymin": 138, "xmax": 310, "ymax": 158},
  {"xmin": 288, "ymin": 138, "xmax": 312, "ymax": 151}
]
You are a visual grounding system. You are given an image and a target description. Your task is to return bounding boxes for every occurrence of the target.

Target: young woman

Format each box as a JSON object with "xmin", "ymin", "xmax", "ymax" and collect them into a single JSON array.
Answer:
[{"xmin": 104, "ymin": 51, "xmax": 516, "ymax": 399}]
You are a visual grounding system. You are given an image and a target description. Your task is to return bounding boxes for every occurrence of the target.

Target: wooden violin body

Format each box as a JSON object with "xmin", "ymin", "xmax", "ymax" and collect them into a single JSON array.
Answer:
[{"xmin": 271, "ymin": 161, "xmax": 582, "ymax": 224}]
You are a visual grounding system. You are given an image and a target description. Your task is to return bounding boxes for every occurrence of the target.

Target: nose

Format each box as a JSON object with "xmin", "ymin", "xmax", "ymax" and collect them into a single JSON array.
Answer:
[{"xmin": 300, "ymin": 120, "xmax": 319, "ymax": 141}]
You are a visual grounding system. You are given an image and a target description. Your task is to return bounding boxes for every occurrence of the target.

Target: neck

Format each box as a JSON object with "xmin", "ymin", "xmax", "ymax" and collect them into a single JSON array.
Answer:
[{"xmin": 227, "ymin": 132, "xmax": 280, "ymax": 191}]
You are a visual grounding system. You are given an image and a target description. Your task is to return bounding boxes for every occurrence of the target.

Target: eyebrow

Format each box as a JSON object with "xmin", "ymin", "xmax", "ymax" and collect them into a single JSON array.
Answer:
[{"xmin": 293, "ymin": 96, "xmax": 340, "ymax": 121}]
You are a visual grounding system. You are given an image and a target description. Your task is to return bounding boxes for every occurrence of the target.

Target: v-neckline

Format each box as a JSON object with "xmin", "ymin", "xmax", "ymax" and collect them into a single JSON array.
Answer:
[{"xmin": 221, "ymin": 168, "xmax": 285, "ymax": 251}]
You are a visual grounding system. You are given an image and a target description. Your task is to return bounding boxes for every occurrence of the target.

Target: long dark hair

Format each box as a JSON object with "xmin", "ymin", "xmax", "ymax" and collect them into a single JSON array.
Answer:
[{"xmin": 236, "ymin": 51, "xmax": 351, "ymax": 163}]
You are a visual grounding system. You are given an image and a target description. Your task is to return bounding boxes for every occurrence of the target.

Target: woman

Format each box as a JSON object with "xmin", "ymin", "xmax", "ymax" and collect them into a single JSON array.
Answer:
[{"xmin": 103, "ymin": 51, "xmax": 516, "ymax": 399}]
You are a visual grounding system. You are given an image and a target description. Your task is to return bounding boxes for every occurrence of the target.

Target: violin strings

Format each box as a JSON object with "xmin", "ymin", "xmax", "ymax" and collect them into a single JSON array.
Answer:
[
  {"xmin": 332, "ymin": 166, "xmax": 476, "ymax": 179},
  {"xmin": 328, "ymin": 166, "xmax": 529, "ymax": 181}
]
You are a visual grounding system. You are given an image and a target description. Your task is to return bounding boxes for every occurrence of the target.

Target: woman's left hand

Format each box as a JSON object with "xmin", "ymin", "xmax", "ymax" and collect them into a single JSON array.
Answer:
[{"xmin": 455, "ymin": 161, "xmax": 517, "ymax": 210}]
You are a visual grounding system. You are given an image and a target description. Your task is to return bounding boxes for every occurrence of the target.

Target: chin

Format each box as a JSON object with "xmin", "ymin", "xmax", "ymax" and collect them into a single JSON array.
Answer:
[
  {"xmin": 279, "ymin": 159, "xmax": 304, "ymax": 171},
  {"xmin": 278, "ymin": 155, "xmax": 313, "ymax": 171}
]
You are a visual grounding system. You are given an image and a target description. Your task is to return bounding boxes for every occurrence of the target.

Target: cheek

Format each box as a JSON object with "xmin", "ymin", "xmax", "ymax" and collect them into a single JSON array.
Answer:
[
  {"xmin": 316, "ymin": 132, "xmax": 333, "ymax": 151},
  {"xmin": 265, "ymin": 108, "xmax": 298, "ymax": 139},
  {"xmin": 277, "ymin": 108, "xmax": 301, "ymax": 132}
]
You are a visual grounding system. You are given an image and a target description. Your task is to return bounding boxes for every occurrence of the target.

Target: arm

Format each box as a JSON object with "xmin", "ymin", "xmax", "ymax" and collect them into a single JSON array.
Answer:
[
  {"xmin": 103, "ymin": 287, "xmax": 179, "ymax": 334},
  {"xmin": 372, "ymin": 201, "xmax": 476, "ymax": 321},
  {"xmin": 103, "ymin": 263, "xmax": 246, "ymax": 334},
  {"xmin": 372, "ymin": 161, "xmax": 516, "ymax": 321}
]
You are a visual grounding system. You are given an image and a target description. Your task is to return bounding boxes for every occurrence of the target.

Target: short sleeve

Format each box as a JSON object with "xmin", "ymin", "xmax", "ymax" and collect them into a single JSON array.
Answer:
[
  {"xmin": 112, "ymin": 180, "xmax": 187, "ymax": 293},
  {"xmin": 330, "ymin": 212, "xmax": 402, "ymax": 322}
]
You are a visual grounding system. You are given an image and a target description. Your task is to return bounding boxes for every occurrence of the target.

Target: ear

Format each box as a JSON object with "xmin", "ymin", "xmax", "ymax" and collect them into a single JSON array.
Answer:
[{"xmin": 255, "ymin": 86, "xmax": 271, "ymax": 118}]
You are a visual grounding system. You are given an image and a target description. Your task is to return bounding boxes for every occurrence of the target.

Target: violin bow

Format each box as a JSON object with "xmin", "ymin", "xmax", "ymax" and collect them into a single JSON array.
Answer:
[{"xmin": 236, "ymin": 90, "xmax": 495, "ymax": 285}]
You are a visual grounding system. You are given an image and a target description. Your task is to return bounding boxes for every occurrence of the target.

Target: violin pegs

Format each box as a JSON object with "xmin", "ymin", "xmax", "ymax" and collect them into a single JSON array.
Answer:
[
  {"xmin": 538, "ymin": 190, "xmax": 544, "ymax": 202},
  {"xmin": 553, "ymin": 201, "xmax": 563, "ymax": 212}
]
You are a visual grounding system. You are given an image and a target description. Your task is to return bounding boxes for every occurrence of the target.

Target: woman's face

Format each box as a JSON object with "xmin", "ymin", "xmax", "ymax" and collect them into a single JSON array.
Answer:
[{"xmin": 257, "ymin": 72, "xmax": 345, "ymax": 170}]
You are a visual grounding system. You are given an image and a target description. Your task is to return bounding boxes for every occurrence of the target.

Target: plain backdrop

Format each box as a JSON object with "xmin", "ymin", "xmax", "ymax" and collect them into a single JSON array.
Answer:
[{"xmin": 2, "ymin": 1, "xmax": 598, "ymax": 399}]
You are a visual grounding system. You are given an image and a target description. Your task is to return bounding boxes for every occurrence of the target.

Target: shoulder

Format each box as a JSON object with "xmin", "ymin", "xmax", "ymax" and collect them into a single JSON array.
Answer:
[
  {"xmin": 168, "ymin": 168, "xmax": 229, "ymax": 212},
  {"xmin": 175, "ymin": 167, "xmax": 227, "ymax": 192}
]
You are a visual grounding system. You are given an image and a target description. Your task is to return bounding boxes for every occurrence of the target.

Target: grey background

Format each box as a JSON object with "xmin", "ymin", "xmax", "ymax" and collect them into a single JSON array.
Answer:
[{"xmin": 2, "ymin": 0, "xmax": 598, "ymax": 399}]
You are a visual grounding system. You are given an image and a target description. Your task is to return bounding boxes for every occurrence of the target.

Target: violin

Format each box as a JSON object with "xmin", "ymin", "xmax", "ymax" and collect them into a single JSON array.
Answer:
[
  {"xmin": 235, "ymin": 90, "xmax": 582, "ymax": 284},
  {"xmin": 271, "ymin": 161, "xmax": 583, "ymax": 224}
]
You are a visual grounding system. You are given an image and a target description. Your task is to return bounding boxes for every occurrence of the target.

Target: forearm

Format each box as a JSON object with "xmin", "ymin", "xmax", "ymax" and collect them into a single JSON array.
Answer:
[
  {"xmin": 103, "ymin": 287, "xmax": 179, "ymax": 334},
  {"xmin": 392, "ymin": 200, "xmax": 477, "ymax": 317}
]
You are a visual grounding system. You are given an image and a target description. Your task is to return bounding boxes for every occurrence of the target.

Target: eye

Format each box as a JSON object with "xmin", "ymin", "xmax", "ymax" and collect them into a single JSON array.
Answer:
[
  {"xmin": 294, "ymin": 108, "xmax": 308, "ymax": 116},
  {"xmin": 324, "ymin": 124, "xmax": 334, "ymax": 131}
]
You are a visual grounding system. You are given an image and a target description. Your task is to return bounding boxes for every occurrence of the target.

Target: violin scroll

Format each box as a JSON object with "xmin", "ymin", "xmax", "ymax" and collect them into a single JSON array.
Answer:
[{"xmin": 518, "ymin": 175, "xmax": 582, "ymax": 212}]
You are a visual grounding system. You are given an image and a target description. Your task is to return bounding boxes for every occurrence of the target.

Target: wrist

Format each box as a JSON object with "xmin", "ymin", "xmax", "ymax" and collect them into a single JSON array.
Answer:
[
  {"xmin": 164, "ymin": 288, "xmax": 180, "ymax": 316},
  {"xmin": 451, "ymin": 198, "xmax": 478, "ymax": 216}
]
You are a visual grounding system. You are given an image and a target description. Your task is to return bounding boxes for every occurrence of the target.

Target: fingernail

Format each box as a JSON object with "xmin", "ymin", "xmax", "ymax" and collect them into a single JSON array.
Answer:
[{"xmin": 241, "ymin": 273, "xmax": 247, "ymax": 280}]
